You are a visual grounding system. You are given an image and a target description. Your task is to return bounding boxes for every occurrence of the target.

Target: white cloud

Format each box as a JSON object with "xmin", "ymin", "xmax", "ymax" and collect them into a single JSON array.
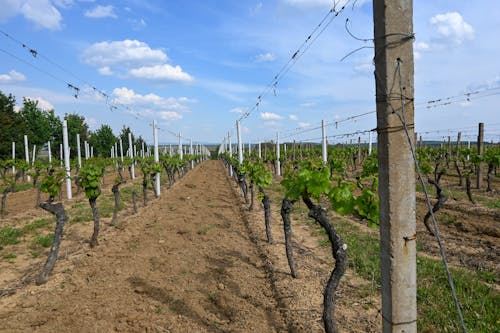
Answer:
[
  {"xmin": 82, "ymin": 40, "xmax": 168, "ymax": 67},
  {"xmin": 261, "ymin": 112, "xmax": 283, "ymax": 120},
  {"xmin": 281, "ymin": 0, "xmax": 369, "ymax": 8},
  {"xmin": 159, "ymin": 111, "xmax": 182, "ymax": 121},
  {"xmin": 129, "ymin": 64, "xmax": 193, "ymax": 82},
  {"xmin": 264, "ymin": 121, "xmax": 278, "ymax": 127},
  {"xmin": 300, "ymin": 101, "xmax": 317, "ymax": 108},
  {"xmin": 0, "ymin": 70, "xmax": 26, "ymax": 83},
  {"xmin": 98, "ymin": 66, "xmax": 113, "ymax": 75},
  {"xmin": 298, "ymin": 122, "xmax": 310, "ymax": 127},
  {"xmin": 430, "ymin": 12, "xmax": 474, "ymax": 45},
  {"xmin": 289, "ymin": 114, "xmax": 298, "ymax": 120},
  {"xmin": 255, "ymin": 52, "xmax": 276, "ymax": 62},
  {"xmin": 21, "ymin": 0, "xmax": 63, "ymax": 30},
  {"xmin": 414, "ymin": 41, "xmax": 429, "ymax": 60},
  {"xmin": 84, "ymin": 5, "xmax": 117, "ymax": 19},
  {"xmin": 112, "ymin": 87, "xmax": 194, "ymax": 113},
  {"xmin": 230, "ymin": 107, "xmax": 245, "ymax": 114},
  {"xmin": 24, "ymin": 96, "xmax": 54, "ymax": 111}
]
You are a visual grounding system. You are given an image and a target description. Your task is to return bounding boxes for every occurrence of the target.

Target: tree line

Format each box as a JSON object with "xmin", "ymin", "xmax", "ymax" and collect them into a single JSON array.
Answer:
[{"xmin": 0, "ymin": 90, "xmax": 146, "ymax": 160}]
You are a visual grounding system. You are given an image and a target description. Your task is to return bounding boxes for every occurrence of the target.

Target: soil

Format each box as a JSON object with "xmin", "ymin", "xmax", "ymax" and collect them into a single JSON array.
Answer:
[
  {"xmin": 0, "ymin": 161, "xmax": 380, "ymax": 332},
  {"xmin": 0, "ymin": 160, "xmax": 497, "ymax": 332}
]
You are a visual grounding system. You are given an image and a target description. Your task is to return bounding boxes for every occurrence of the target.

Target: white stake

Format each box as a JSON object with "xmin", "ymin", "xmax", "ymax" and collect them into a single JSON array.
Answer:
[
  {"xmin": 31, "ymin": 144, "xmax": 36, "ymax": 165},
  {"xmin": 228, "ymin": 132, "xmax": 233, "ymax": 177},
  {"xmin": 76, "ymin": 134, "xmax": 82, "ymax": 168},
  {"xmin": 276, "ymin": 132, "xmax": 281, "ymax": 176},
  {"xmin": 119, "ymin": 139, "xmax": 124, "ymax": 162},
  {"xmin": 322, "ymin": 119, "xmax": 327, "ymax": 164},
  {"xmin": 178, "ymin": 133, "xmax": 183, "ymax": 160},
  {"xmin": 368, "ymin": 131, "xmax": 373, "ymax": 155},
  {"xmin": 258, "ymin": 141, "xmax": 261, "ymax": 159},
  {"xmin": 190, "ymin": 138, "xmax": 194, "ymax": 169},
  {"xmin": 60, "ymin": 144, "xmax": 63, "ymax": 167},
  {"xmin": 62, "ymin": 120, "xmax": 72, "ymax": 199},
  {"xmin": 236, "ymin": 120, "xmax": 243, "ymax": 165},
  {"xmin": 153, "ymin": 120, "xmax": 160, "ymax": 197},
  {"xmin": 12, "ymin": 142, "xmax": 15, "ymax": 175},
  {"xmin": 47, "ymin": 141, "xmax": 52, "ymax": 166},
  {"xmin": 24, "ymin": 135, "xmax": 31, "ymax": 182},
  {"xmin": 128, "ymin": 132, "xmax": 135, "ymax": 179}
]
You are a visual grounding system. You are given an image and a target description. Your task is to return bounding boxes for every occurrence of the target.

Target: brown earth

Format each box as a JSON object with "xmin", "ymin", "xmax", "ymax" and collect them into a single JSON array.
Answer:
[{"xmin": 0, "ymin": 160, "xmax": 381, "ymax": 332}]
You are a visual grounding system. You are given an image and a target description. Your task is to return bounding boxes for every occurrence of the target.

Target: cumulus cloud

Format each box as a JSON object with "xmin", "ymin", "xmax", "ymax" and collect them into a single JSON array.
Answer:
[
  {"xmin": 112, "ymin": 87, "xmax": 194, "ymax": 116},
  {"xmin": 230, "ymin": 107, "xmax": 245, "ymax": 114},
  {"xmin": 20, "ymin": 0, "xmax": 63, "ymax": 30},
  {"xmin": 84, "ymin": 5, "xmax": 117, "ymax": 18},
  {"xmin": 414, "ymin": 42, "xmax": 430, "ymax": 60},
  {"xmin": 260, "ymin": 112, "xmax": 283, "ymax": 120},
  {"xmin": 255, "ymin": 52, "xmax": 276, "ymax": 62},
  {"xmin": 25, "ymin": 97, "xmax": 54, "ymax": 111},
  {"xmin": 83, "ymin": 39, "xmax": 192, "ymax": 82},
  {"xmin": 289, "ymin": 114, "xmax": 298, "ymax": 120},
  {"xmin": 159, "ymin": 111, "xmax": 182, "ymax": 121},
  {"xmin": 82, "ymin": 40, "xmax": 167, "ymax": 67},
  {"xmin": 98, "ymin": 66, "xmax": 113, "ymax": 75},
  {"xmin": 430, "ymin": 12, "xmax": 474, "ymax": 45},
  {"xmin": 129, "ymin": 64, "xmax": 193, "ymax": 82},
  {"xmin": 0, "ymin": 70, "xmax": 26, "ymax": 83}
]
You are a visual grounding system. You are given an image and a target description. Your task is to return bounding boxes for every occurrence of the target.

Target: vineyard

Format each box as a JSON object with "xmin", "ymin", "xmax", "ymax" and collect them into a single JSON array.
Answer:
[
  {"xmin": 0, "ymin": 138, "xmax": 498, "ymax": 332},
  {"xmin": 1, "ymin": 0, "xmax": 500, "ymax": 332}
]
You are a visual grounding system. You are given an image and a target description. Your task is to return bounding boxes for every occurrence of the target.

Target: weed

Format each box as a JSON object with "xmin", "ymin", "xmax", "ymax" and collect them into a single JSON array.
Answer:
[
  {"xmin": 485, "ymin": 200, "xmax": 500, "ymax": 209},
  {"xmin": 2, "ymin": 253, "xmax": 16, "ymax": 259},
  {"xmin": 0, "ymin": 227, "xmax": 23, "ymax": 248},
  {"xmin": 22, "ymin": 218, "xmax": 53, "ymax": 233},
  {"xmin": 197, "ymin": 226, "xmax": 216, "ymax": 235},
  {"xmin": 32, "ymin": 233, "xmax": 54, "ymax": 248}
]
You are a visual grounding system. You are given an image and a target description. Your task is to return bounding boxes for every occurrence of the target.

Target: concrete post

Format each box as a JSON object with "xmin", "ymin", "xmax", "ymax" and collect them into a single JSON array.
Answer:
[
  {"xmin": 128, "ymin": 132, "xmax": 135, "ymax": 179},
  {"xmin": 229, "ymin": 132, "xmax": 233, "ymax": 177},
  {"xmin": 47, "ymin": 141, "xmax": 52, "ymax": 166},
  {"xmin": 236, "ymin": 121, "xmax": 243, "ymax": 165},
  {"xmin": 62, "ymin": 120, "xmax": 72, "ymax": 199},
  {"xmin": 190, "ymin": 138, "xmax": 194, "ymax": 169},
  {"xmin": 276, "ymin": 132, "xmax": 281, "ymax": 176},
  {"xmin": 476, "ymin": 122, "xmax": 484, "ymax": 189},
  {"xmin": 76, "ymin": 134, "xmax": 82, "ymax": 168},
  {"xmin": 153, "ymin": 120, "xmax": 160, "ymax": 197},
  {"xmin": 258, "ymin": 141, "xmax": 262, "ymax": 159},
  {"xmin": 119, "ymin": 139, "xmax": 124, "ymax": 162},
  {"xmin": 368, "ymin": 131, "xmax": 373, "ymax": 155},
  {"xmin": 178, "ymin": 133, "xmax": 183, "ymax": 160},
  {"xmin": 24, "ymin": 135, "xmax": 31, "ymax": 182},
  {"xmin": 373, "ymin": 0, "xmax": 416, "ymax": 331},
  {"xmin": 12, "ymin": 142, "xmax": 15, "ymax": 174}
]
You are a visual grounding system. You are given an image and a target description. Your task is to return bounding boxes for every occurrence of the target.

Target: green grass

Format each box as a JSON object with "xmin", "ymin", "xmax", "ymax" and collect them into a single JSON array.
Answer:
[
  {"xmin": 197, "ymin": 225, "xmax": 216, "ymax": 235},
  {"xmin": 32, "ymin": 233, "xmax": 54, "ymax": 248},
  {"xmin": 306, "ymin": 214, "xmax": 499, "ymax": 332},
  {"xmin": 2, "ymin": 253, "xmax": 16, "ymax": 259},
  {"xmin": 22, "ymin": 218, "xmax": 53, "ymax": 233},
  {"xmin": 485, "ymin": 199, "xmax": 500, "ymax": 209},
  {"xmin": 0, "ymin": 227, "xmax": 23, "ymax": 250}
]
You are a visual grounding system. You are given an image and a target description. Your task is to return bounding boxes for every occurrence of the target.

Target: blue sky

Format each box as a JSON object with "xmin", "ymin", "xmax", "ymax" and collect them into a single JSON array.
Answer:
[{"xmin": 0, "ymin": 0, "xmax": 499, "ymax": 146}]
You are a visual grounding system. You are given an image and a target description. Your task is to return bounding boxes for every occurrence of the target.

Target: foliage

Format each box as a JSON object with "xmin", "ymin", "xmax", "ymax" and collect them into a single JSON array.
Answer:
[
  {"xmin": 88, "ymin": 124, "xmax": 116, "ymax": 157},
  {"xmin": 39, "ymin": 168, "xmax": 66, "ymax": 200},
  {"xmin": 78, "ymin": 162, "xmax": 104, "ymax": 200}
]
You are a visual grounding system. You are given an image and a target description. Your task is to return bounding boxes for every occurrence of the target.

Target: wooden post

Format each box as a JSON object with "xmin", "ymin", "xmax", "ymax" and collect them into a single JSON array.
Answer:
[
  {"xmin": 476, "ymin": 122, "xmax": 484, "ymax": 189},
  {"xmin": 373, "ymin": 0, "xmax": 416, "ymax": 332}
]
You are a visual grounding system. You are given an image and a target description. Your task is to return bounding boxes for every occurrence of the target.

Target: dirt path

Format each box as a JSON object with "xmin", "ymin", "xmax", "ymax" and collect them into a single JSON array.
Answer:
[{"xmin": 0, "ymin": 161, "xmax": 286, "ymax": 332}]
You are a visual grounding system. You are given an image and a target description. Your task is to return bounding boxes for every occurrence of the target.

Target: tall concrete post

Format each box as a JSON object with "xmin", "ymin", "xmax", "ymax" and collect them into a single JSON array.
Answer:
[
  {"xmin": 12, "ymin": 142, "xmax": 15, "ymax": 174},
  {"xmin": 153, "ymin": 120, "xmax": 160, "ymax": 197},
  {"xmin": 62, "ymin": 120, "xmax": 72, "ymax": 199},
  {"xmin": 24, "ymin": 135, "xmax": 31, "ymax": 182},
  {"xmin": 321, "ymin": 120, "xmax": 328, "ymax": 164},
  {"xmin": 128, "ymin": 132, "xmax": 135, "ymax": 179},
  {"xmin": 228, "ymin": 132, "xmax": 233, "ymax": 177},
  {"xmin": 178, "ymin": 133, "xmax": 183, "ymax": 160},
  {"xmin": 190, "ymin": 138, "xmax": 194, "ymax": 169},
  {"xmin": 236, "ymin": 121, "xmax": 243, "ymax": 165},
  {"xmin": 368, "ymin": 131, "xmax": 373, "ymax": 155},
  {"xmin": 76, "ymin": 134, "xmax": 82, "ymax": 168},
  {"xmin": 373, "ymin": 0, "xmax": 416, "ymax": 331},
  {"xmin": 47, "ymin": 141, "xmax": 52, "ymax": 166},
  {"xmin": 476, "ymin": 122, "xmax": 484, "ymax": 189},
  {"xmin": 276, "ymin": 132, "xmax": 281, "ymax": 176}
]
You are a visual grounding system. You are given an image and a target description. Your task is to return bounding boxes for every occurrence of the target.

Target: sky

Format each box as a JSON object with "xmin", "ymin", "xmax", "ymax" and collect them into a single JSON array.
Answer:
[{"xmin": 0, "ymin": 0, "xmax": 499, "ymax": 146}]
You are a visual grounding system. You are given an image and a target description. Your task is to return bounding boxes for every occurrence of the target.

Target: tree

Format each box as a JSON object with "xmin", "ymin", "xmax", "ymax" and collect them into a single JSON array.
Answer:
[
  {"xmin": 0, "ymin": 90, "xmax": 24, "ymax": 159},
  {"xmin": 19, "ymin": 98, "xmax": 54, "ymax": 149},
  {"xmin": 88, "ymin": 125, "xmax": 116, "ymax": 157},
  {"xmin": 65, "ymin": 113, "xmax": 89, "ymax": 155}
]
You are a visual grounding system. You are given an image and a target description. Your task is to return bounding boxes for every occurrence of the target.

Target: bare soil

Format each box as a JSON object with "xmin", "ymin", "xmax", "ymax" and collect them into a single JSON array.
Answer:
[{"xmin": 0, "ymin": 160, "xmax": 498, "ymax": 332}]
